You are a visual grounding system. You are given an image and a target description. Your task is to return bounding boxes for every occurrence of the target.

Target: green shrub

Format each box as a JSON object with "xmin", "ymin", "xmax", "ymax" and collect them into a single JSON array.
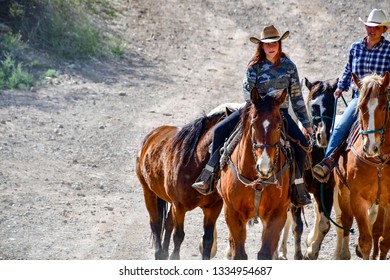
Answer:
[
  {"xmin": 1, "ymin": 0, "xmax": 119, "ymax": 59},
  {"xmin": 42, "ymin": 69, "xmax": 59, "ymax": 78},
  {"xmin": 0, "ymin": 32, "xmax": 25, "ymax": 53},
  {"xmin": 0, "ymin": 53, "xmax": 34, "ymax": 90}
]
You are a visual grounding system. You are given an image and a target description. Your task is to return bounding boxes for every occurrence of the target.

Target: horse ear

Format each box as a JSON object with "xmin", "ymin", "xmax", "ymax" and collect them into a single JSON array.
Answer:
[
  {"xmin": 250, "ymin": 87, "xmax": 260, "ymax": 103},
  {"xmin": 275, "ymin": 89, "xmax": 288, "ymax": 106},
  {"xmin": 225, "ymin": 106, "xmax": 235, "ymax": 117},
  {"xmin": 351, "ymin": 73, "xmax": 361, "ymax": 90},
  {"xmin": 304, "ymin": 77, "xmax": 313, "ymax": 91}
]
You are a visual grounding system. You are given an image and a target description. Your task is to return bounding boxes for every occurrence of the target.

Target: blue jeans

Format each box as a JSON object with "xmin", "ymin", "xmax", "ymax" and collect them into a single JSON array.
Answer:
[
  {"xmin": 211, "ymin": 109, "xmax": 241, "ymax": 154},
  {"xmin": 325, "ymin": 97, "xmax": 358, "ymax": 158},
  {"xmin": 282, "ymin": 110, "xmax": 308, "ymax": 177}
]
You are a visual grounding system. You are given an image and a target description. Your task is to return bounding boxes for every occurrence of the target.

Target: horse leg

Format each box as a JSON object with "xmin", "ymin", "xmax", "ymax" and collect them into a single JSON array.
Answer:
[
  {"xmin": 290, "ymin": 205, "xmax": 303, "ymax": 260},
  {"xmin": 224, "ymin": 205, "xmax": 247, "ymax": 260},
  {"xmin": 378, "ymin": 207, "xmax": 389, "ymax": 260},
  {"xmin": 143, "ymin": 190, "xmax": 168, "ymax": 260},
  {"xmin": 305, "ymin": 185, "xmax": 332, "ymax": 260},
  {"xmin": 372, "ymin": 211, "xmax": 383, "ymax": 259},
  {"xmin": 169, "ymin": 205, "xmax": 186, "ymax": 260},
  {"xmin": 352, "ymin": 198, "xmax": 372, "ymax": 260},
  {"xmin": 258, "ymin": 209, "xmax": 287, "ymax": 260},
  {"xmin": 200, "ymin": 201, "xmax": 223, "ymax": 260},
  {"xmin": 276, "ymin": 208, "xmax": 292, "ymax": 260},
  {"xmin": 333, "ymin": 187, "xmax": 353, "ymax": 260}
]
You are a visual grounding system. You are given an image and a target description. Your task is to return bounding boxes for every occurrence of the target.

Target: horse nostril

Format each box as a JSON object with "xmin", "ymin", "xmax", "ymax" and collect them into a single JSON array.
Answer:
[
  {"xmin": 373, "ymin": 146, "xmax": 379, "ymax": 153},
  {"xmin": 363, "ymin": 145, "xmax": 367, "ymax": 153}
]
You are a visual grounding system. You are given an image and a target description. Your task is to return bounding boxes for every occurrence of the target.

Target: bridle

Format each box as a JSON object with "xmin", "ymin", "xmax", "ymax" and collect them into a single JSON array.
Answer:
[
  {"xmin": 350, "ymin": 91, "xmax": 390, "ymax": 205},
  {"xmin": 251, "ymin": 119, "xmax": 283, "ymax": 176},
  {"xmin": 358, "ymin": 97, "xmax": 390, "ymax": 156}
]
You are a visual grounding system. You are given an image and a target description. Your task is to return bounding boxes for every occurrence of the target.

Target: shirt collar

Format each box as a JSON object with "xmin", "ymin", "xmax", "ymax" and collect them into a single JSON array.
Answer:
[{"xmin": 362, "ymin": 36, "xmax": 385, "ymax": 50}]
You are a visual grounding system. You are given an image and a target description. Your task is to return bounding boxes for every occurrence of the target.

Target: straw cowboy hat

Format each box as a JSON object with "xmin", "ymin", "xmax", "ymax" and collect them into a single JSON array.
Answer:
[
  {"xmin": 359, "ymin": 8, "xmax": 390, "ymax": 31},
  {"xmin": 250, "ymin": 25, "xmax": 289, "ymax": 44}
]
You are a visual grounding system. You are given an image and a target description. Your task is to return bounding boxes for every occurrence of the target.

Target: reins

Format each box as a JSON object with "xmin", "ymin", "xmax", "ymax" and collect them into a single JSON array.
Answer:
[{"xmin": 316, "ymin": 95, "xmax": 354, "ymax": 233}]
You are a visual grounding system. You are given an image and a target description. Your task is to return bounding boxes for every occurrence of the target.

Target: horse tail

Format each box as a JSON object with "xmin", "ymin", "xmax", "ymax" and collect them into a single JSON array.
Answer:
[
  {"xmin": 173, "ymin": 112, "xmax": 225, "ymax": 166},
  {"xmin": 157, "ymin": 196, "xmax": 169, "ymax": 239}
]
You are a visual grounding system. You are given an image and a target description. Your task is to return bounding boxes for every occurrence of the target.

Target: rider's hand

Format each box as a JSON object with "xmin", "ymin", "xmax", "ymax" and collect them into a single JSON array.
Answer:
[
  {"xmin": 305, "ymin": 127, "xmax": 313, "ymax": 136},
  {"xmin": 334, "ymin": 88, "xmax": 343, "ymax": 98}
]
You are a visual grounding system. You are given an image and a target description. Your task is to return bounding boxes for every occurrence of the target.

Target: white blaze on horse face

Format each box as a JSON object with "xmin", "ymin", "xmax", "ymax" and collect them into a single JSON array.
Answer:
[
  {"xmin": 365, "ymin": 98, "xmax": 379, "ymax": 154},
  {"xmin": 263, "ymin": 119, "xmax": 270, "ymax": 134},
  {"xmin": 257, "ymin": 149, "xmax": 272, "ymax": 177},
  {"xmin": 257, "ymin": 118, "xmax": 272, "ymax": 177}
]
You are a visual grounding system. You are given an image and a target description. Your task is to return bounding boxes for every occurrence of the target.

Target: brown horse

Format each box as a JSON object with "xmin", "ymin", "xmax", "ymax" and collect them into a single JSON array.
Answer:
[
  {"xmin": 135, "ymin": 112, "xmax": 226, "ymax": 260},
  {"xmin": 219, "ymin": 87, "xmax": 292, "ymax": 260},
  {"xmin": 334, "ymin": 71, "xmax": 390, "ymax": 260}
]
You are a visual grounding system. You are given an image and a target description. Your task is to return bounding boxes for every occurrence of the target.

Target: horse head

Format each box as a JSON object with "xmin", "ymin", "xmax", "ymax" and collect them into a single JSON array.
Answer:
[
  {"xmin": 353, "ymin": 72, "xmax": 390, "ymax": 157},
  {"xmin": 305, "ymin": 77, "xmax": 338, "ymax": 148},
  {"xmin": 249, "ymin": 87, "xmax": 287, "ymax": 179}
]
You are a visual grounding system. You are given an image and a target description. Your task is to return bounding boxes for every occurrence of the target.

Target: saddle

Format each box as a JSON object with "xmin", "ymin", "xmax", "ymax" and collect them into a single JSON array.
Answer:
[{"xmin": 345, "ymin": 120, "xmax": 360, "ymax": 152}]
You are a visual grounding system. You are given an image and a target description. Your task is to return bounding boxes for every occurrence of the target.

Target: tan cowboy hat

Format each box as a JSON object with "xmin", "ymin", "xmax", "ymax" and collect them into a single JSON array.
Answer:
[
  {"xmin": 359, "ymin": 8, "xmax": 390, "ymax": 31},
  {"xmin": 250, "ymin": 25, "xmax": 289, "ymax": 44}
]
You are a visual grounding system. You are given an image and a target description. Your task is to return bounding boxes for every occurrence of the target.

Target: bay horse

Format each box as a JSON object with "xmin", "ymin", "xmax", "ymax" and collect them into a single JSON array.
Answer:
[
  {"xmin": 219, "ymin": 87, "xmax": 293, "ymax": 260},
  {"xmin": 277, "ymin": 77, "xmax": 338, "ymax": 260},
  {"xmin": 135, "ymin": 111, "xmax": 226, "ymax": 260},
  {"xmin": 334, "ymin": 71, "xmax": 390, "ymax": 260}
]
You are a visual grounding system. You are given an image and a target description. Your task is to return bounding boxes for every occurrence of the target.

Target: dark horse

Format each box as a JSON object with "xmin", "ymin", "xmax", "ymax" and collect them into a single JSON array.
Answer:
[
  {"xmin": 334, "ymin": 72, "xmax": 390, "ymax": 260},
  {"xmin": 277, "ymin": 78, "xmax": 338, "ymax": 260},
  {"xmin": 135, "ymin": 111, "xmax": 227, "ymax": 259},
  {"xmin": 219, "ymin": 87, "xmax": 293, "ymax": 260}
]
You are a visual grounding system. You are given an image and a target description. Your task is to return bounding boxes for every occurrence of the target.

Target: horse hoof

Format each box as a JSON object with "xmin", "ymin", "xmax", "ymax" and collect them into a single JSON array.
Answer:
[{"xmin": 355, "ymin": 245, "xmax": 363, "ymax": 258}]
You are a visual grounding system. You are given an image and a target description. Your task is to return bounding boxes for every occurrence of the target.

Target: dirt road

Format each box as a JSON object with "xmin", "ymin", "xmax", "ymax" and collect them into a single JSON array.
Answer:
[{"xmin": 1, "ymin": 0, "xmax": 387, "ymax": 260}]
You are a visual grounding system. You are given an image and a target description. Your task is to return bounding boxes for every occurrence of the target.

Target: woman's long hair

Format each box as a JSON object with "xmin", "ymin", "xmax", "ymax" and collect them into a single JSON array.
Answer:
[{"xmin": 247, "ymin": 41, "xmax": 286, "ymax": 68}]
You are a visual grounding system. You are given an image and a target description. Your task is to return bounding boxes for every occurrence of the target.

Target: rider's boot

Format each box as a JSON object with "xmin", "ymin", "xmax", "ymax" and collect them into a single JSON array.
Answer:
[
  {"xmin": 312, "ymin": 143, "xmax": 345, "ymax": 183},
  {"xmin": 292, "ymin": 178, "xmax": 312, "ymax": 207},
  {"xmin": 192, "ymin": 151, "xmax": 221, "ymax": 195}
]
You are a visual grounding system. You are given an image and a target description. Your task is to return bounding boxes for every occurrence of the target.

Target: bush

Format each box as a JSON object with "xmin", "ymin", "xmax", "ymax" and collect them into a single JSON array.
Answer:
[
  {"xmin": 0, "ymin": 53, "xmax": 34, "ymax": 90},
  {"xmin": 1, "ymin": 0, "xmax": 119, "ymax": 59}
]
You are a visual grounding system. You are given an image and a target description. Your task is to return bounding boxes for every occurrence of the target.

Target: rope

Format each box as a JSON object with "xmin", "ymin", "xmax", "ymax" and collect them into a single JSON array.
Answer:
[
  {"xmin": 321, "ymin": 94, "xmax": 354, "ymax": 233},
  {"xmin": 320, "ymin": 182, "xmax": 354, "ymax": 233}
]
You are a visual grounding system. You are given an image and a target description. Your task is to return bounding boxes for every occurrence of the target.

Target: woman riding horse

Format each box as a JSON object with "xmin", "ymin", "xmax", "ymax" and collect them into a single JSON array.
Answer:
[{"xmin": 193, "ymin": 25, "xmax": 312, "ymax": 207}]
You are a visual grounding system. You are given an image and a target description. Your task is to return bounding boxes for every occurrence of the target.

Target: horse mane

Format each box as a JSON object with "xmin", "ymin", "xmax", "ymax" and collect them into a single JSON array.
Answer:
[
  {"xmin": 173, "ymin": 111, "xmax": 225, "ymax": 166},
  {"xmin": 356, "ymin": 74, "xmax": 383, "ymax": 113},
  {"xmin": 237, "ymin": 102, "xmax": 251, "ymax": 134},
  {"xmin": 237, "ymin": 96, "xmax": 274, "ymax": 136},
  {"xmin": 306, "ymin": 79, "xmax": 335, "ymax": 107},
  {"xmin": 306, "ymin": 82, "xmax": 324, "ymax": 106}
]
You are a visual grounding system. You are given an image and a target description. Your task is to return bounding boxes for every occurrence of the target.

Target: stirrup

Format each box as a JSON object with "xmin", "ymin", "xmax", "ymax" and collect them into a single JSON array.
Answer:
[
  {"xmin": 293, "ymin": 179, "xmax": 312, "ymax": 207},
  {"xmin": 192, "ymin": 165, "xmax": 215, "ymax": 195},
  {"xmin": 312, "ymin": 159, "xmax": 333, "ymax": 183}
]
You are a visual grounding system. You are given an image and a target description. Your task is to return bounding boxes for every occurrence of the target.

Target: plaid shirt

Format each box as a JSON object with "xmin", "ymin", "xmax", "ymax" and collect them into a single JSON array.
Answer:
[{"xmin": 338, "ymin": 36, "xmax": 390, "ymax": 92}]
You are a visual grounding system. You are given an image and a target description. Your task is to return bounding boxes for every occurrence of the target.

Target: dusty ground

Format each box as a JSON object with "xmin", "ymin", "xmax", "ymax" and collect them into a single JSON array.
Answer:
[{"xmin": 1, "ymin": 0, "xmax": 388, "ymax": 260}]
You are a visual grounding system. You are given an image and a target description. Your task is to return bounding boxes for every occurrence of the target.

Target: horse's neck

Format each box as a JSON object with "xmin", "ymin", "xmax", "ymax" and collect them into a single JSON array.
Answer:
[{"xmin": 234, "ymin": 129, "xmax": 257, "ymax": 175}]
